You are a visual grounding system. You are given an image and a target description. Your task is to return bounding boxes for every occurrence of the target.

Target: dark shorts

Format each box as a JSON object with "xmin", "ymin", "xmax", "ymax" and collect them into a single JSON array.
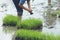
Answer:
[{"xmin": 13, "ymin": 0, "xmax": 23, "ymax": 16}]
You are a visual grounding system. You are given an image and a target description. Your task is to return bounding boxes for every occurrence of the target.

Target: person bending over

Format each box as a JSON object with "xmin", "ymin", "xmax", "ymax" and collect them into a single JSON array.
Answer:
[{"xmin": 13, "ymin": 0, "xmax": 33, "ymax": 19}]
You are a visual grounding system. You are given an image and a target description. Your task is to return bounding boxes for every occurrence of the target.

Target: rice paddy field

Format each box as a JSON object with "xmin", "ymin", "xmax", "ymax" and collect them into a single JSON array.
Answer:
[{"xmin": 0, "ymin": 0, "xmax": 60, "ymax": 40}]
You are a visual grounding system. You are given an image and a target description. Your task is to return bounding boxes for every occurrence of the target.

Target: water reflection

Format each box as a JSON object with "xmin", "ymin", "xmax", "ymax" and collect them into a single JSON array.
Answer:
[
  {"xmin": 3, "ymin": 26, "xmax": 17, "ymax": 33},
  {"xmin": 0, "ymin": 26, "xmax": 17, "ymax": 40},
  {"xmin": 44, "ymin": 4, "xmax": 57, "ymax": 28}
]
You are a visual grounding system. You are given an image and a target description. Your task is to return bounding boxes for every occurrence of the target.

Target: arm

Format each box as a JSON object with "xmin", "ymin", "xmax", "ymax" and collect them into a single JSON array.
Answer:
[
  {"xmin": 18, "ymin": 0, "xmax": 32, "ymax": 13},
  {"xmin": 27, "ymin": 0, "xmax": 31, "ymax": 9},
  {"xmin": 18, "ymin": 4, "xmax": 30, "ymax": 12}
]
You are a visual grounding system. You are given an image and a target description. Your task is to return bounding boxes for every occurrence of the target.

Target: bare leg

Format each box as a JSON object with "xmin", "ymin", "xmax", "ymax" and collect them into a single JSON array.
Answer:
[
  {"xmin": 18, "ymin": 12, "xmax": 22, "ymax": 21},
  {"xmin": 17, "ymin": 12, "xmax": 22, "ymax": 28},
  {"xmin": 18, "ymin": 16, "xmax": 22, "ymax": 21}
]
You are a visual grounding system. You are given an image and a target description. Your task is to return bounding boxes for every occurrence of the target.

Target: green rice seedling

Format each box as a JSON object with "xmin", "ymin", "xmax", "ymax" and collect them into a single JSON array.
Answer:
[
  {"xmin": 57, "ymin": 0, "xmax": 60, "ymax": 2},
  {"xmin": 57, "ymin": 9, "xmax": 60, "ymax": 17},
  {"xmin": 46, "ymin": 34, "xmax": 56, "ymax": 40},
  {"xmin": 57, "ymin": 9, "xmax": 60, "ymax": 15},
  {"xmin": 15, "ymin": 29, "xmax": 58, "ymax": 40},
  {"xmin": 17, "ymin": 20, "xmax": 21, "ymax": 29},
  {"xmin": 17, "ymin": 18, "xmax": 43, "ymax": 30},
  {"xmin": 51, "ymin": 13, "xmax": 57, "ymax": 17},
  {"xmin": 56, "ymin": 35, "xmax": 60, "ymax": 40},
  {"xmin": 3, "ymin": 15, "xmax": 20, "ymax": 26},
  {"xmin": 15, "ymin": 29, "xmax": 42, "ymax": 40}
]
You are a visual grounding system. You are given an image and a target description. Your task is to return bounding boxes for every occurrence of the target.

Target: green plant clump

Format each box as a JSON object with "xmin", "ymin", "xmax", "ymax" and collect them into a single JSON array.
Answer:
[
  {"xmin": 57, "ymin": 9, "xmax": 60, "ymax": 15},
  {"xmin": 57, "ymin": 9, "xmax": 60, "ymax": 17},
  {"xmin": 3, "ymin": 15, "xmax": 20, "ymax": 26},
  {"xmin": 51, "ymin": 13, "xmax": 57, "ymax": 17},
  {"xmin": 17, "ymin": 18, "xmax": 43, "ymax": 30},
  {"xmin": 57, "ymin": 0, "xmax": 60, "ymax": 2},
  {"xmin": 3, "ymin": 15, "xmax": 43, "ymax": 29},
  {"xmin": 15, "ymin": 29, "xmax": 59, "ymax": 40}
]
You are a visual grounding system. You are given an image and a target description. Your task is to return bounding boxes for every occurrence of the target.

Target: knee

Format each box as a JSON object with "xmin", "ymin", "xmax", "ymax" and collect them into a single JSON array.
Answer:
[
  {"xmin": 18, "ymin": 3, "xmax": 20, "ymax": 7},
  {"xmin": 18, "ymin": 3, "xmax": 22, "ymax": 7}
]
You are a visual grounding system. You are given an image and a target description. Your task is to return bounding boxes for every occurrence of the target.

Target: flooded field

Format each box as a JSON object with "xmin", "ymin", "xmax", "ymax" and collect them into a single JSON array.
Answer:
[{"xmin": 0, "ymin": 0, "xmax": 60, "ymax": 40}]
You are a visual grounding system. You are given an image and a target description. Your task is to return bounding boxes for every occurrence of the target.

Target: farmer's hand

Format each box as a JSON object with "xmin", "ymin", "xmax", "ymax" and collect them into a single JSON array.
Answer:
[
  {"xmin": 28, "ymin": 9, "xmax": 33, "ymax": 15},
  {"xmin": 28, "ymin": 9, "xmax": 32, "ymax": 13}
]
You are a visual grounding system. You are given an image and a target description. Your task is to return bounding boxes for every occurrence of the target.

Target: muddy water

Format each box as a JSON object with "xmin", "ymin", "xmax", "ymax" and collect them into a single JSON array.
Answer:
[
  {"xmin": 42, "ymin": 0, "xmax": 60, "ymax": 35},
  {"xmin": 0, "ymin": 0, "xmax": 60, "ymax": 40}
]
